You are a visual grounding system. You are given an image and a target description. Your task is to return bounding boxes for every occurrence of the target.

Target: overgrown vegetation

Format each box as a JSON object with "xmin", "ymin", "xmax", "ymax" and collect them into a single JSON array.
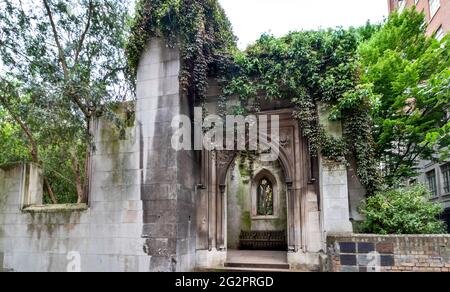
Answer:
[
  {"xmin": 126, "ymin": 0, "xmax": 382, "ymax": 194},
  {"xmin": 1, "ymin": 0, "xmax": 448, "ymax": 217},
  {"xmin": 221, "ymin": 30, "xmax": 382, "ymax": 194},
  {"xmin": 126, "ymin": 4, "xmax": 449, "ymax": 194},
  {"xmin": 126, "ymin": 0, "xmax": 237, "ymax": 106},
  {"xmin": 0, "ymin": 0, "xmax": 132, "ymax": 203},
  {"xmin": 360, "ymin": 184, "xmax": 447, "ymax": 235}
]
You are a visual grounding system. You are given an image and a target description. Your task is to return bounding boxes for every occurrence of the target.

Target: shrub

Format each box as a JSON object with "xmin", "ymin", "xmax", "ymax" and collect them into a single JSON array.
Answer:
[{"xmin": 360, "ymin": 184, "xmax": 447, "ymax": 234}]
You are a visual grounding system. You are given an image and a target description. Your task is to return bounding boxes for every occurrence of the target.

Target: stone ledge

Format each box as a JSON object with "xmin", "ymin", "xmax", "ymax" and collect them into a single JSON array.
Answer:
[
  {"xmin": 22, "ymin": 204, "xmax": 88, "ymax": 214},
  {"xmin": 328, "ymin": 233, "xmax": 450, "ymax": 239}
]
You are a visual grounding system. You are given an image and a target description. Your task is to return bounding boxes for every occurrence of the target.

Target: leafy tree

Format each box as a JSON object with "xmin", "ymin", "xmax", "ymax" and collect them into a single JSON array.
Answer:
[
  {"xmin": 0, "ymin": 109, "xmax": 28, "ymax": 166},
  {"xmin": 358, "ymin": 8, "xmax": 450, "ymax": 184},
  {"xmin": 0, "ymin": 0, "xmax": 132, "ymax": 203},
  {"xmin": 360, "ymin": 184, "xmax": 447, "ymax": 234}
]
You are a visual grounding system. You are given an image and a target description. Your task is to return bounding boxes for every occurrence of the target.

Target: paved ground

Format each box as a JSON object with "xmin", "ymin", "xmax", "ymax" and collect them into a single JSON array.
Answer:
[{"xmin": 226, "ymin": 250, "xmax": 288, "ymax": 265}]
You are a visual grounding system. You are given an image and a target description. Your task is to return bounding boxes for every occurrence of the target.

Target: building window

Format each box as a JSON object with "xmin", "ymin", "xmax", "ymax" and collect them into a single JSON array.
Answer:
[
  {"xmin": 442, "ymin": 164, "xmax": 450, "ymax": 194},
  {"xmin": 435, "ymin": 26, "xmax": 445, "ymax": 41},
  {"xmin": 426, "ymin": 170, "xmax": 438, "ymax": 197},
  {"xmin": 257, "ymin": 178, "xmax": 274, "ymax": 216},
  {"xmin": 429, "ymin": 0, "xmax": 440, "ymax": 18},
  {"xmin": 399, "ymin": 0, "xmax": 407, "ymax": 12}
]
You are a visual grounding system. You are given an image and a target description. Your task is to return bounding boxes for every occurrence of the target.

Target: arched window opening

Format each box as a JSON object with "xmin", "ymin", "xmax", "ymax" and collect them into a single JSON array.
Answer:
[{"xmin": 257, "ymin": 178, "xmax": 274, "ymax": 216}]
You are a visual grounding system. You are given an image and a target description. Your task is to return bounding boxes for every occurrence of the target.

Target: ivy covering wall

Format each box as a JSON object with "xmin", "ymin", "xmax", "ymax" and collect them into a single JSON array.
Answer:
[
  {"xmin": 126, "ymin": 0, "xmax": 381, "ymax": 195},
  {"xmin": 126, "ymin": 0, "xmax": 236, "ymax": 102}
]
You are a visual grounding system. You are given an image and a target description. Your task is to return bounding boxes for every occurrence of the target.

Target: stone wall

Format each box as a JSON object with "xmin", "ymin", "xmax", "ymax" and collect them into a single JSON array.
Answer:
[
  {"xmin": 327, "ymin": 234, "xmax": 450, "ymax": 272},
  {"xmin": 318, "ymin": 104, "xmax": 353, "ymax": 239},
  {"xmin": 136, "ymin": 38, "xmax": 198, "ymax": 272},
  {"xmin": 0, "ymin": 37, "xmax": 200, "ymax": 272},
  {"xmin": 0, "ymin": 115, "xmax": 150, "ymax": 272}
]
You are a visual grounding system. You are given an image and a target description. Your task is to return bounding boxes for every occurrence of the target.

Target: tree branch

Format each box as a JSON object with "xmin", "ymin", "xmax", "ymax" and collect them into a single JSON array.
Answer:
[
  {"xmin": 42, "ymin": 0, "xmax": 69, "ymax": 80},
  {"xmin": 74, "ymin": 0, "xmax": 94, "ymax": 67},
  {"xmin": 101, "ymin": 66, "xmax": 127, "ymax": 83},
  {"xmin": 44, "ymin": 177, "xmax": 58, "ymax": 204},
  {"xmin": 66, "ymin": 87, "xmax": 91, "ymax": 119},
  {"xmin": 391, "ymin": 140, "xmax": 414, "ymax": 175}
]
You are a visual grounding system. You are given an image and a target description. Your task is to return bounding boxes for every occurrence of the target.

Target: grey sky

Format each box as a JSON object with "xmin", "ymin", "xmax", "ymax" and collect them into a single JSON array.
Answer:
[{"xmin": 218, "ymin": 0, "xmax": 389, "ymax": 49}]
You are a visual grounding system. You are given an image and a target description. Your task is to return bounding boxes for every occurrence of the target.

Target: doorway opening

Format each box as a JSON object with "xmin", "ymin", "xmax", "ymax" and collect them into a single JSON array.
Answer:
[{"xmin": 226, "ymin": 152, "xmax": 288, "ymax": 252}]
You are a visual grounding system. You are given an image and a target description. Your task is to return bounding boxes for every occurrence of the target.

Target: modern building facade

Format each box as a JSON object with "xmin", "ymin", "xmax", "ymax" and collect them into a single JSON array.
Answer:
[
  {"xmin": 388, "ymin": 0, "xmax": 449, "ymax": 40},
  {"xmin": 415, "ymin": 160, "xmax": 450, "ymax": 232}
]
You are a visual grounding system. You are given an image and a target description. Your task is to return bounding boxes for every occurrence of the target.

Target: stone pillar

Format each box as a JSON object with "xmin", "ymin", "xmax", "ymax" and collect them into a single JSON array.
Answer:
[
  {"xmin": 347, "ymin": 159, "xmax": 366, "ymax": 222},
  {"xmin": 286, "ymin": 182, "xmax": 296, "ymax": 252},
  {"xmin": 137, "ymin": 38, "xmax": 197, "ymax": 272},
  {"xmin": 317, "ymin": 104, "xmax": 353, "ymax": 242},
  {"xmin": 319, "ymin": 159, "xmax": 353, "ymax": 235},
  {"xmin": 217, "ymin": 184, "xmax": 226, "ymax": 250},
  {"xmin": 20, "ymin": 164, "xmax": 43, "ymax": 207}
]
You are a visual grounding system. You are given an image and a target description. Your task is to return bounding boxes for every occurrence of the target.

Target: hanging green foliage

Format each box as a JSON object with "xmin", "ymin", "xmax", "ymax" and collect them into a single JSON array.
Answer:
[
  {"xmin": 126, "ymin": 0, "xmax": 237, "ymax": 103},
  {"xmin": 221, "ymin": 31, "xmax": 382, "ymax": 194},
  {"xmin": 126, "ymin": 0, "xmax": 382, "ymax": 195}
]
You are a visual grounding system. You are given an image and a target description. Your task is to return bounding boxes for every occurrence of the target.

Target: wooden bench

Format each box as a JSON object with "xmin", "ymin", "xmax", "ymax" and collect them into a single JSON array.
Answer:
[{"xmin": 239, "ymin": 230, "xmax": 287, "ymax": 251}]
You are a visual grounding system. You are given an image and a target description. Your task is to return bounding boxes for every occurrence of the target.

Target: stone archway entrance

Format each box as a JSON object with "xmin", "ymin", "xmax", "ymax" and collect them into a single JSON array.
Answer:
[
  {"xmin": 226, "ymin": 152, "xmax": 288, "ymax": 251},
  {"xmin": 195, "ymin": 110, "xmax": 325, "ymax": 270}
]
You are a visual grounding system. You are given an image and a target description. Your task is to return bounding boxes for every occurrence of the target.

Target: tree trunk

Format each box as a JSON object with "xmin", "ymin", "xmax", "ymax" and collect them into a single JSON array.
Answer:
[
  {"xmin": 44, "ymin": 177, "xmax": 58, "ymax": 204},
  {"xmin": 82, "ymin": 145, "xmax": 90, "ymax": 204},
  {"xmin": 71, "ymin": 150, "xmax": 86, "ymax": 204},
  {"xmin": 79, "ymin": 118, "xmax": 92, "ymax": 204}
]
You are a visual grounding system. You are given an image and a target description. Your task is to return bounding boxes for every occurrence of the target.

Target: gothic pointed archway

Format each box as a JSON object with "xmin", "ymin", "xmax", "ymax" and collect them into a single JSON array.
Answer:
[{"xmin": 196, "ymin": 110, "xmax": 322, "ymax": 263}]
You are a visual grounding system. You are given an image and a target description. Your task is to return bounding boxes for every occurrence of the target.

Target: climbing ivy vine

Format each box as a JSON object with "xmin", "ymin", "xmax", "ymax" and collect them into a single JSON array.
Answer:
[
  {"xmin": 126, "ymin": 0, "xmax": 236, "ymax": 104},
  {"xmin": 221, "ymin": 31, "xmax": 382, "ymax": 194},
  {"xmin": 126, "ymin": 0, "xmax": 381, "ymax": 195}
]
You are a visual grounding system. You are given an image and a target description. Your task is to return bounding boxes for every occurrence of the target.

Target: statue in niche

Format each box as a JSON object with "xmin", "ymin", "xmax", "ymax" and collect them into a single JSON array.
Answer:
[{"xmin": 257, "ymin": 178, "xmax": 274, "ymax": 216}]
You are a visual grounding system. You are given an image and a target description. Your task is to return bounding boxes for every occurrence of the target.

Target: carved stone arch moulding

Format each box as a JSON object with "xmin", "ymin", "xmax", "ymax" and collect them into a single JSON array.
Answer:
[
  {"xmin": 216, "ymin": 150, "xmax": 237, "ymax": 188},
  {"xmin": 215, "ymin": 145, "xmax": 294, "ymax": 187}
]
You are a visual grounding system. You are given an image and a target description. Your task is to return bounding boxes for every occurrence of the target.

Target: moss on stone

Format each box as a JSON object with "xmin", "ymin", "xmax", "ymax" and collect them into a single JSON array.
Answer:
[
  {"xmin": 241, "ymin": 211, "xmax": 251, "ymax": 231},
  {"xmin": 236, "ymin": 177, "xmax": 246, "ymax": 212},
  {"xmin": 23, "ymin": 203, "xmax": 88, "ymax": 214}
]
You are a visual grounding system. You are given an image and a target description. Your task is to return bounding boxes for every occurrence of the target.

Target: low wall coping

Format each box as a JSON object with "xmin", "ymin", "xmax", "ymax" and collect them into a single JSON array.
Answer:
[
  {"xmin": 22, "ymin": 203, "xmax": 88, "ymax": 214},
  {"xmin": 327, "ymin": 233, "xmax": 450, "ymax": 239}
]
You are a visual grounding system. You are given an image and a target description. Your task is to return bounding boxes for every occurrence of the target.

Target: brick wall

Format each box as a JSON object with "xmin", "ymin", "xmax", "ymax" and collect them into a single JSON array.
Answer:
[{"xmin": 327, "ymin": 234, "xmax": 450, "ymax": 272}]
